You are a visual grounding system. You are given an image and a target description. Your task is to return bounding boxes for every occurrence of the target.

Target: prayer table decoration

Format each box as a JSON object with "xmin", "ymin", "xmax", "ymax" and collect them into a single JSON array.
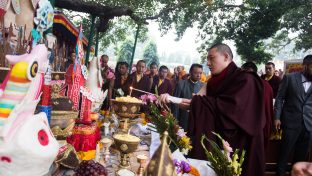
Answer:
[
  {"xmin": 201, "ymin": 132, "xmax": 245, "ymax": 176},
  {"xmin": 66, "ymin": 122, "xmax": 101, "ymax": 161},
  {"xmin": 113, "ymin": 133, "xmax": 140, "ymax": 171},
  {"xmin": 100, "ymin": 137, "xmax": 112, "ymax": 164},
  {"xmin": 140, "ymin": 95, "xmax": 192, "ymax": 155},
  {"xmin": 144, "ymin": 131, "xmax": 176, "ymax": 176},
  {"xmin": 50, "ymin": 84, "xmax": 78, "ymax": 139},
  {"xmin": 0, "ymin": 45, "xmax": 59, "ymax": 176},
  {"xmin": 55, "ymin": 143, "xmax": 81, "ymax": 169},
  {"xmin": 137, "ymin": 154, "xmax": 148, "ymax": 175},
  {"xmin": 111, "ymin": 96, "xmax": 143, "ymax": 132}
]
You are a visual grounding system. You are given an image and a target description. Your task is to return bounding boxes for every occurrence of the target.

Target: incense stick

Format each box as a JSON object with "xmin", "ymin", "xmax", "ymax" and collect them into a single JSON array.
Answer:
[{"xmin": 130, "ymin": 87, "xmax": 156, "ymax": 96}]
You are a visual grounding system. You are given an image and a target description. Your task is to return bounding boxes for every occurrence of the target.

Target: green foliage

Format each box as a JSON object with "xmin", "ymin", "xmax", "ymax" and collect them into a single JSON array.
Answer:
[
  {"xmin": 143, "ymin": 41, "xmax": 160, "ymax": 66},
  {"xmin": 194, "ymin": 0, "xmax": 311, "ymax": 64},
  {"xmin": 66, "ymin": 0, "xmax": 312, "ymax": 64},
  {"xmin": 201, "ymin": 133, "xmax": 245, "ymax": 176},
  {"xmin": 115, "ymin": 39, "xmax": 134, "ymax": 64},
  {"xmin": 146, "ymin": 103, "xmax": 192, "ymax": 154},
  {"xmin": 280, "ymin": 4, "xmax": 312, "ymax": 51}
]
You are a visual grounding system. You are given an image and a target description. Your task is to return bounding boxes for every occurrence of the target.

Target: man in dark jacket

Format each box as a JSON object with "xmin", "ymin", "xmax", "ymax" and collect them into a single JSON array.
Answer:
[
  {"xmin": 274, "ymin": 55, "xmax": 312, "ymax": 176},
  {"xmin": 171, "ymin": 63, "xmax": 204, "ymax": 130}
]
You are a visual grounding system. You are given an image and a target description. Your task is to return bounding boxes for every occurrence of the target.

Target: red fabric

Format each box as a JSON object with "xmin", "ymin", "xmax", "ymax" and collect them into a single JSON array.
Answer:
[
  {"xmin": 65, "ymin": 64, "xmax": 85, "ymax": 110},
  {"xmin": 80, "ymin": 95, "xmax": 92, "ymax": 123},
  {"xmin": 0, "ymin": 10, "xmax": 5, "ymax": 16},
  {"xmin": 41, "ymin": 85, "xmax": 51, "ymax": 106},
  {"xmin": 66, "ymin": 126, "xmax": 100, "ymax": 152},
  {"xmin": 206, "ymin": 64, "xmax": 229, "ymax": 94},
  {"xmin": 188, "ymin": 62, "xmax": 266, "ymax": 176}
]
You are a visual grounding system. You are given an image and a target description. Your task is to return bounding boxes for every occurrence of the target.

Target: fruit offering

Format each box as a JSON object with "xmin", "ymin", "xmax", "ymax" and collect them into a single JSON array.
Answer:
[{"xmin": 75, "ymin": 160, "xmax": 107, "ymax": 176}]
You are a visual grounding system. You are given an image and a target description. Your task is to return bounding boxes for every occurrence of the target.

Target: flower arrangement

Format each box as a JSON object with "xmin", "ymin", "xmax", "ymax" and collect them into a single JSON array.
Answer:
[
  {"xmin": 174, "ymin": 159, "xmax": 200, "ymax": 176},
  {"xmin": 201, "ymin": 132, "xmax": 245, "ymax": 176},
  {"xmin": 140, "ymin": 94, "xmax": 192, "ymax": 155}
]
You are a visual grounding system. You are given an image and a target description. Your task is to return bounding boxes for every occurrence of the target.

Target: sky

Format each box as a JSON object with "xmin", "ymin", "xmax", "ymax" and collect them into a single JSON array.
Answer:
[
  {"xmin": 147, "ymin": 21, "xmax": 201, "ymax": 64},
  {"xmin": 146, "ymin": 21, "xmax": 242, "ymax": 66}
]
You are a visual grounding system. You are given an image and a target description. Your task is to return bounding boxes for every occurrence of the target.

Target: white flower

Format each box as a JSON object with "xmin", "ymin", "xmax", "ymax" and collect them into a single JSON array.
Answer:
[
  {"xmin": 222, "ymin": 140, "xmax": 233, "ymax": 161},
  {"xmin": 181, "ymin": 148, "xmax": 189, "ymax": 155}
]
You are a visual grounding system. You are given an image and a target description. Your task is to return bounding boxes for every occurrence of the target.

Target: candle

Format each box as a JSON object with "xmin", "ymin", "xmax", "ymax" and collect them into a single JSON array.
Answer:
[
  {"xmin": 103, "ymin": 122, "xmax": 110, "ymax": 136},
  {"xmin": 95, "ymin": 143, "xmax": 100, "ymax": 162},
  {"xmin": 129, "ymin": 86, "xmax": 133, "ymax": 97}
]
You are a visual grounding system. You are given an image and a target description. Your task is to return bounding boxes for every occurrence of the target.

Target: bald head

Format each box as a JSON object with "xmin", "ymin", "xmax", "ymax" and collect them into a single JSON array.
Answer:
[
  {"xmin": 208, "ymin": 43, "xmax": 233, "ymax": 60},
  {"xmin": 207, "ymin": 43, "xmax": 234, "ymax": 75}
]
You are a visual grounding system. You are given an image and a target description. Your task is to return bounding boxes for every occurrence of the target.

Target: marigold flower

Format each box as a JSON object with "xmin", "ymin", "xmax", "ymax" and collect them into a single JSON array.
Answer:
[{"xmin": 179, "ymin": 136, "xmax": 190, "ymax": 146}]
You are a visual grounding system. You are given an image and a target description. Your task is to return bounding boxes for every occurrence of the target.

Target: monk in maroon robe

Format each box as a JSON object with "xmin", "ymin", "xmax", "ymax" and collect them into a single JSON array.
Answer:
[
  {"xmin": 151, "ymin": 65, "xmax": 173, "ymax": 95},
  {"xmin": 188, "ymin": 44, "xmax": 266, "ymax": 176},
  {"xmin": 129, "ymin": 60, "xmax": 153, "ymax": 98},
  {"xmin": 113, "ymin": 62, "xmax": 132, "ymax": 96},
  {"xmin": 242, "ymin": 61, "xmax": 274, "ymax": 147},
  {"xmin": 261, "ymin": 62, "xmax": 281, "ymax": 98}
]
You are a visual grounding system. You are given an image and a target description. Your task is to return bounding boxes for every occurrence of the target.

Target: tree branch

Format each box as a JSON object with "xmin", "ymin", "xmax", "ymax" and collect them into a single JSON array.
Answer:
[
  {"xmin": 276, "ymin": 36, "xmax": 299, "ymax": 52},
  {"xmin": 214, "ymin": 4, "xmax": 257, "ymax": 11},
  {"xmin": 144, "ymin": 1, "xmax": 185, "ymax": 20},
  {"xmin": 55, "ymin": 0, "xmax": 144, "ymax": 23}
]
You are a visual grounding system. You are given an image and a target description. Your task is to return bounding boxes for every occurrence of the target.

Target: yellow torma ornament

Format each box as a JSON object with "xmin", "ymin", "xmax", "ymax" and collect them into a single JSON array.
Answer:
[{"xmin": 11, "ymin": 61, "xmax": 29, "ymax": 79}]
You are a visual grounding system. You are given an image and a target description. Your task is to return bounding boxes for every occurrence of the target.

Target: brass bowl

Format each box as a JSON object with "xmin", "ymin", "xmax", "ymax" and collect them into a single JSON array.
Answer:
[
  {"xmin": 111, "ymin": 100, "xmax": 143, "ymax": 118},
  {"xmin": 113, "ymin": 134, "xmax": 140, "ymax": 154},
  {"xmin": 50, "ymin": 111, "xmax": 78, "ymax": 129}
]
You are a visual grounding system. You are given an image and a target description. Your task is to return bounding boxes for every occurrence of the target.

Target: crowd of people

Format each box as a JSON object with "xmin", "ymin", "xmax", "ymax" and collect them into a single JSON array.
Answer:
[{"xmin": 96, "ymin": 43, "xmax": 312, "ymax": 176}]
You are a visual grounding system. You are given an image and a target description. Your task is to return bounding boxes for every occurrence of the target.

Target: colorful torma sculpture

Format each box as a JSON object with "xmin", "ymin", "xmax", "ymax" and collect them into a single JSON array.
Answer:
[{"xmin": 0, "ymin": 45, "xmax": 59, "ymax": 176}]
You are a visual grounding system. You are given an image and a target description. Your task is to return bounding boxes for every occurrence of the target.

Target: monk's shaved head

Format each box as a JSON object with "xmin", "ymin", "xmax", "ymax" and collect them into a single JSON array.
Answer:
[{"xmin": 208, "ymin": 43, "xmax": 233, "ymax": 60}]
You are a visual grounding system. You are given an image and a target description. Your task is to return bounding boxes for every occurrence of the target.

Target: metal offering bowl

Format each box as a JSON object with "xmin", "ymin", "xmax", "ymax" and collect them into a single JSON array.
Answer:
[
  {"xmin": 113, "ymin": 134, "xmax": 140, "ymax": 154},
  {"xmin": 50, "ymin": 111, "xmax": 78, "ymax": 129},
  {"xmin": 111, "ymin": 100, "xmax": 143, "ymax": 118}
]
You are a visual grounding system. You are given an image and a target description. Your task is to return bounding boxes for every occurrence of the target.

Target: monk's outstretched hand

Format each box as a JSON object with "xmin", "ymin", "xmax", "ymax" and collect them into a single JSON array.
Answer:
[{"xmin": 159, "ymin": 93, "xmax": 171, "ymax": 104}]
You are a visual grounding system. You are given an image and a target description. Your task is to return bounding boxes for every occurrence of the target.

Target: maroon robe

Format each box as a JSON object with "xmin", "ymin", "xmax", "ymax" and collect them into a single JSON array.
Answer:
[
  {"xmin": 151, "ymin": 76, "xmax": 173, "ymax": 95},
  {"xmin": 262, "ymin": 80, "xmax": 274, "ymax": 148},
  {"xmin": 188, "ymin": 62, "xmax": 266, "ymax": 176},
  {"xmin": 129, "ymin": 72, "xmax": 152, "ymax": 98},
  {"xmin": 114, "ymin": 75, "xmax": 132, "ymax": 96},
  {"xmin": 261, "ymin": 74, "xmax": 281, "ymax": 98}
]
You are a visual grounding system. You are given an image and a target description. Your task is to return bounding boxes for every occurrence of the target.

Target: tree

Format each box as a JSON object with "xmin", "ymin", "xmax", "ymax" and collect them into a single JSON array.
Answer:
[
  {"xmin": 56, "ymin": 0, "xmax": 312, "ymax": 64},
  {"xmin": 143, "ymin": 41, "xmax": 159, "ymax": 66},
  {"xmin": 115, "ymin": 39, "xmax": 133, "ymax": 64}
]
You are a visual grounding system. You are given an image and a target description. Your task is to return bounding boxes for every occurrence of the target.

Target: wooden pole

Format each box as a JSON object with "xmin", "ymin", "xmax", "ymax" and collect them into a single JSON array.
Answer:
[
  {"xmin": 95, "ymin": 30, "xmax": 100, "ymax": 57},
  {"xmin": 85, "ymin": 15, "xmax": 96, "ymax": 66},
  {"xmin": 129, "ymin": 24, "xmax": 140, "ymax": 73}
]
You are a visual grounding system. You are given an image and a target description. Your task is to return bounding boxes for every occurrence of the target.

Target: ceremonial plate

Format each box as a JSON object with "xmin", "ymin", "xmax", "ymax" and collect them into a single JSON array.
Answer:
[
  {"xmin": 31, "ymin": 0, "xmax": 40, "ymax": 9},
  {"xmin": 11, "ymin": 0, "xmax": 20, "ymax": 14}
]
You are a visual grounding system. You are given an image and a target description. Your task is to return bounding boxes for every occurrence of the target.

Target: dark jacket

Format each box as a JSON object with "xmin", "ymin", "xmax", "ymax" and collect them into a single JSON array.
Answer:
[{"xmin": 274, "ymin": 72, "xmax": 312, "ymax": 131}]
